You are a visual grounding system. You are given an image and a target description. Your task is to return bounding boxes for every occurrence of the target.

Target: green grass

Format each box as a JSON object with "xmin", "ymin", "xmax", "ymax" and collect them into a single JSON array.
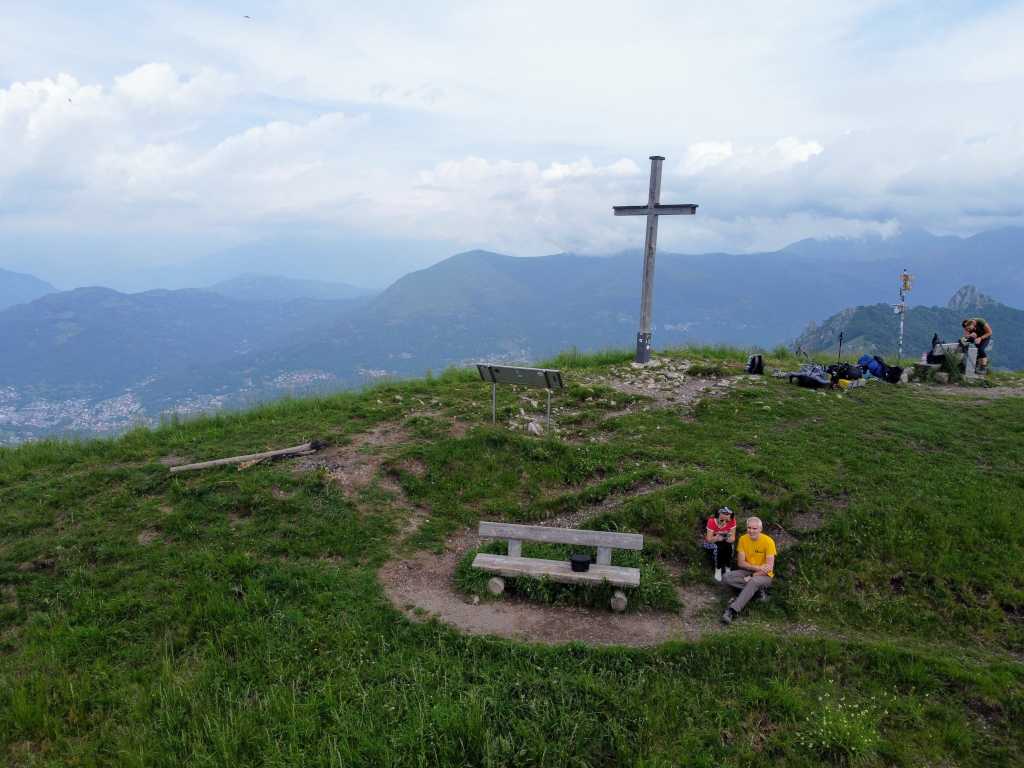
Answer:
[{"xmin": 2, "ymin": 349, "xmax": 1024, "ymax": 766}]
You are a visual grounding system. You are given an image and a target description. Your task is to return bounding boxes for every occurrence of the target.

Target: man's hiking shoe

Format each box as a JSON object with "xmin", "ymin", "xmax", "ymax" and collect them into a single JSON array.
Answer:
[
  {"xmin": 720, "ymin": 607, "xmax": 736, "ymax": 625},
  {"xmin": 713, "ymin": 568, "xmax": 722, "ymax": 582},
  {"xmin": 758, "ymin": 587, "xmax": 770, "ymax": 602}
]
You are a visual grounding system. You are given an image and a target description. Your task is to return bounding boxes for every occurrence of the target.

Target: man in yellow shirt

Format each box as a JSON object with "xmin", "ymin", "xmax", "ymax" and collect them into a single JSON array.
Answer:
[{"xmin": 721, "ymin": 517, "xmax": 776, "ymax": 625}]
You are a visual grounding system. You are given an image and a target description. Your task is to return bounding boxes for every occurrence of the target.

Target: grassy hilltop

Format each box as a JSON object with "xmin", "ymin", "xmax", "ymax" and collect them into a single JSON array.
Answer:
[{"xmin": 1, "ymin": 347, "xmax": 1023, "ymax": 767}]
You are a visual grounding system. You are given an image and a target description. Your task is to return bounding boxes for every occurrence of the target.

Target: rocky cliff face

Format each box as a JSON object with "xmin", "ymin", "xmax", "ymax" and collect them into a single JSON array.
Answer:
[{"xmin": 947, "ymin": 285, "xmax": 997, "ymax": 311}]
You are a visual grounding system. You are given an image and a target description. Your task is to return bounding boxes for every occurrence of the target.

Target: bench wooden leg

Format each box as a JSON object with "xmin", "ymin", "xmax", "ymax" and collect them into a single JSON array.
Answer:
[
  {"xmin": 610, "ymin": 590, "xmax": 628, "ymax": 613},
  {"xmin": 487, "ymin": 577, "xmax": 506, "ymax": 596}
]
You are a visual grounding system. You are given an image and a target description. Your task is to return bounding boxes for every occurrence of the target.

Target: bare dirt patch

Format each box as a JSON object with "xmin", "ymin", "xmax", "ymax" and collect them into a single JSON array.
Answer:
[
  {"xmin": 392, "ymin": 458, "xmax": 427, "ymax": 478},
  {"xmin": 766, "ymin": 523, "xmax": 799, "ymax": 553},
  {"xmin": 538, "ymin": 479, "xmax": 679, "ymax": 530},
  {"xmin": 923, "ymin": 385, "xmax": 1024, "ymax": 399},
  {"xmin": 295, "ymin": 423, "xmax": 411, "ymax": 496},
  {"xmin": 379, "ymin": 528, "xmax": 698, "ymax": 646},
  {"xmin": 136, "ymin": 528, "xmax": 161, "ymax": 545},
  {"xmin": 581, "ymin": 357, "xmax": 743, "ymax": 418},
  {"xmin": 16, "ymin": 558, "xmax": 55, "ymax": 573},
  {"xmin": 788, "ymin": 511, "xmax": 824, "ymax": 532}
]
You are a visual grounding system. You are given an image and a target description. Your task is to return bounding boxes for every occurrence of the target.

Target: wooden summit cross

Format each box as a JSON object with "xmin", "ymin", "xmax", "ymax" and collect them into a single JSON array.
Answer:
[{"xmin": 614, "ymin": 156, "xmax": 698, "ymax": 363}]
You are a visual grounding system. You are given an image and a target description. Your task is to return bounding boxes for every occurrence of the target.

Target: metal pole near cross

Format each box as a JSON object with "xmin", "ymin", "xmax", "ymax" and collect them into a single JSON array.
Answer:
[
  {"xmin": 895, "ymin": 268, "xmax": 912, "ymax": 361},
  {"xmin": 614, "ymin": 156, "xmax": 698, "ymax": 363}
]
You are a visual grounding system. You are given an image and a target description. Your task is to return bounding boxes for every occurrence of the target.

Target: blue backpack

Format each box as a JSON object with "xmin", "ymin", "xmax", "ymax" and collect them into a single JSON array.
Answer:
[{"xmin": 858, "ymin": 354, "xmax": 903, "ymax": 383}]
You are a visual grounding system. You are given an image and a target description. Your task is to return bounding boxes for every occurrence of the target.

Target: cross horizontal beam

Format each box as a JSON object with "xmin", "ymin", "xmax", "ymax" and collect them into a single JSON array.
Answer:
[{"xmin": 613, "ymin": 203, "xmax": 698, "ymax": 216}]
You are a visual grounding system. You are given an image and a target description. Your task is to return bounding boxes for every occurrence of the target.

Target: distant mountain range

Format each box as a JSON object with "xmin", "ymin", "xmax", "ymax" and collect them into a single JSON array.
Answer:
[
  {"xmin": 2, "ymin": 226, "xmax": 1023, "ymax": 442},
  {"xmin": 0, "ymin": 267, "xmax": 55, "ymax": 310},
  {"xmin": 795, "ymin": 285, "xmax": 1024, "ymax": 370},
  {"xmin": 206, "ymin": 274, "xmax": 368, "ymax": 303}
]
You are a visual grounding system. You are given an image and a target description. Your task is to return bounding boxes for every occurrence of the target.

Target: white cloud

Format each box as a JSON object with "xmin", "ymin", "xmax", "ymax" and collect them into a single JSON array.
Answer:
[{"xmin": 2, "ymin": 2, "xmax": 1024, "ymax": 271}]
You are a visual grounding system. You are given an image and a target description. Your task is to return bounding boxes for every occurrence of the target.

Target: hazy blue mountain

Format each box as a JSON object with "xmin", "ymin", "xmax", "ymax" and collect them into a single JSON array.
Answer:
[
  {"xmin": 120, "ymin": 234, "xmax": 457, "ymax": 292},
  {"xmin": 207, "ymin": 273, "xmax": 368, "ymax": 302},
  {"xmin": 0, "ymin": 267, "xmax": 55, "ymax": 310},
  {"xmin": 794, "ymin": 286, "xmax": 1024, "ymax": 369},
  {"xmin": 0, "ymin": 287, "xmax": 356, "ymax": 403},
  {"xmin": 779, "ymin": 227, "xmax": 1024, "ymax": 308}
]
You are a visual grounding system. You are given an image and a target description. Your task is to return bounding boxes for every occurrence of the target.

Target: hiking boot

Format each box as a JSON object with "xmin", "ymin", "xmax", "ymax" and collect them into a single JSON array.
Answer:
[
  {"xmin": 720, "ymin": 607, "xmax": 736, "ymax": 625},
  {"xmin": 713, "ymin": 568, "xmax": 722, "ymax": 582}
]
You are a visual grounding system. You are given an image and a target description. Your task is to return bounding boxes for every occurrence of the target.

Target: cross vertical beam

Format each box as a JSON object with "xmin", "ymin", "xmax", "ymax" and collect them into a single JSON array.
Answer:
[
  {"xmin": 638, "ymin": 156, "xmax": 663, "ymax": 363},
  {"xmin": 614, "ymin": 156, "xmax": 697, "ymax": 363}
]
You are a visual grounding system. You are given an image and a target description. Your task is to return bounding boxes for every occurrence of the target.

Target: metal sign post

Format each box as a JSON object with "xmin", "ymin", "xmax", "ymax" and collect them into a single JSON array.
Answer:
[
  {"xmin": 476, "ymin": 365, "xmax": 564, "ymax": 428},
  {"xmin": 614, "ymin": 156, "xmax": 698, "ymax": 364},
  {"xmin": 895, "ymin": 269, "xmax": 912, "ymax": 361}
]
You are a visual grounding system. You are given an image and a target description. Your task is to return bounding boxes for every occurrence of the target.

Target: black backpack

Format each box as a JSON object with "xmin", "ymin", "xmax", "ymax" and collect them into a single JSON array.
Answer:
[
  {"xmin": 746, "ymin": 354, "xmax": 764, "ymax": 375},
  {"xmin": 827, "ymin": 362, "xmax": 863, "ymax": 382},
  {"xmin": 872, "ymin": 355, "xmax": 904, "ymax": 384}
]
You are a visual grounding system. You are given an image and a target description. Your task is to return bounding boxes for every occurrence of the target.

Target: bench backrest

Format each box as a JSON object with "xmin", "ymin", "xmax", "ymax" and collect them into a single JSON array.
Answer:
[{"xmin": 478, "ymin": 521, "xmax": 643, "ymax": 565}]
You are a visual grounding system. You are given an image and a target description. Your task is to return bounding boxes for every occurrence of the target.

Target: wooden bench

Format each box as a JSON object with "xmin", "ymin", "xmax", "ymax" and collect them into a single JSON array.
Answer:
[{"xmin": 472, "ymin": 521, "xmax": 644, "ymax": 612}]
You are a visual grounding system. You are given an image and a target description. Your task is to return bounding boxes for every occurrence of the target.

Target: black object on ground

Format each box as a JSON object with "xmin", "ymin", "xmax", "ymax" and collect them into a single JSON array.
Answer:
[{"xmin": 570, "ymin": 553, "xmax": 592, "ymax": 572}]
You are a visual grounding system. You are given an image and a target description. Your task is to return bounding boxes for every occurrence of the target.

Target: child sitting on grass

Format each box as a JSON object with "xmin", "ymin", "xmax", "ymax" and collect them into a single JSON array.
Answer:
[{"xmin": 703, "ymin": 506, "xmax": 736, "ymax": 582}]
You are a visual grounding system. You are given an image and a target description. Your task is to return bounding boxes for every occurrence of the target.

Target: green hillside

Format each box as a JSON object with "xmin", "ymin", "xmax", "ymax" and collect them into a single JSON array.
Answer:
[{"xmin": 2, "ymin": 349, "xmax": 1023, "ymax": 766}]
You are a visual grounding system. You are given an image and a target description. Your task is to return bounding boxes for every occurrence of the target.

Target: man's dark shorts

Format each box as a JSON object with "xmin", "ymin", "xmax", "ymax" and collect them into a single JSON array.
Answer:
[{"xmin": 978, "ymin": 337, "xmax": 991, "ymax": 359}]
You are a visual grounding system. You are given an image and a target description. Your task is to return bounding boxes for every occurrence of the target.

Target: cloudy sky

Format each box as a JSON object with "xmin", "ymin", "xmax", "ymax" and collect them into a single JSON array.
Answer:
[{"xmin": 2, "ymin": 1, "xmax": 1023, "ymax": 287}]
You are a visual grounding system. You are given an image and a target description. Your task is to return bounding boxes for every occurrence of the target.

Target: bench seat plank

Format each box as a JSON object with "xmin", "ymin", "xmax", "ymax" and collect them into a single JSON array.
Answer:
[
  {"xmin": 472, "ymin": 553, "xmax": 640, "ymax": 588},
  {"xmin": 478, "ymin": 522, "xmax": 643, "ymax": 551}
]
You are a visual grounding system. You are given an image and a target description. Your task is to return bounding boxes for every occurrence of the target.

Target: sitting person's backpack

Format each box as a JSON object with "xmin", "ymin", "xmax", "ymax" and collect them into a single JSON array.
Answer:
[
  {"xmin": 746, "ymin": 354, "xmax": 764, "ymax": 375},
  {"xmin": 858, "ymin": 354, "xmax": 887, "ymax": 379},
  {"xmin": 858, "ymin": 354, "xmax": 903, "ymax": 384}
]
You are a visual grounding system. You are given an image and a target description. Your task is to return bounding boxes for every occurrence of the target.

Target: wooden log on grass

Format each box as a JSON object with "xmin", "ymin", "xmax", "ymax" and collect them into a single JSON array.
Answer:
[{"xmin": 168, "ymin": 441, "xmax": 324, "ymax": 474}]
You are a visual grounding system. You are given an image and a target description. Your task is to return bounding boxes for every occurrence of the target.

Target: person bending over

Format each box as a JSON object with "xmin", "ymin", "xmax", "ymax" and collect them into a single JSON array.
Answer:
[
  {"xmin": 962, "ymin": 318, "xmax": 993, "ymax": 373},
  {"xmin": 721, "ymin": 517, "xmax": 776, "ymax": 625},
  {"xmin": 703, "ymin": 506, "xmax": 736, "ymax": 582}
]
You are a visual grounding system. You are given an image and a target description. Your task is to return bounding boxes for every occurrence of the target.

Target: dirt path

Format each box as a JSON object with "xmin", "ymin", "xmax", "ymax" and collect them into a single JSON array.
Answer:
[
  {"xmin": 378, "ymin": 526, "xmax": 735, "ymax": 647},
  {"xmin": 922, "ymin": 384, "xmax": 1024, "ymax": 399}
]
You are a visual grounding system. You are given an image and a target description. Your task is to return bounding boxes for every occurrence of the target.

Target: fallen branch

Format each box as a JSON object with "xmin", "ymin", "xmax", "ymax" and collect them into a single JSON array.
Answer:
[{"xmin": 168, "ymin": 440, "xmax": 325, "ymax": 474}]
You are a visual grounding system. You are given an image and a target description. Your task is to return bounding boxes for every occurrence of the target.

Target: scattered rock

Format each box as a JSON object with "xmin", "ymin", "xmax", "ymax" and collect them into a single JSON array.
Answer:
[
  {"xmin": 392, "ymin": 458, "xmax": 427, "ymax": 478},
  {"xmin": 766, "ymin": 524, "xmax": 799, "ymax": 552},
  {"xmin": 136, "ymin": 528, "xmax": 161, "ymax": 545},
  {"xmin": 526, "ymin": 421, "xmax": 544, "ymax": 437},
  {"xmin": 294, "ymin": 423, "xmax": 411, "ymax": 496},
  {"xmin": 16, "ymin": 558, "xmax": 55, "ymax": 572},
  {"xmin": 935, "ymin": 372, "xmax": 950, "ymax": 384}
]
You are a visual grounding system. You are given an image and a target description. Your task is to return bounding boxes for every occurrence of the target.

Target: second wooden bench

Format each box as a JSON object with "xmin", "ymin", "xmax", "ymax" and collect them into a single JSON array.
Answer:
[{"xmin": 472, "ymin": 521, "xmax": 644, "ymax": 612}]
